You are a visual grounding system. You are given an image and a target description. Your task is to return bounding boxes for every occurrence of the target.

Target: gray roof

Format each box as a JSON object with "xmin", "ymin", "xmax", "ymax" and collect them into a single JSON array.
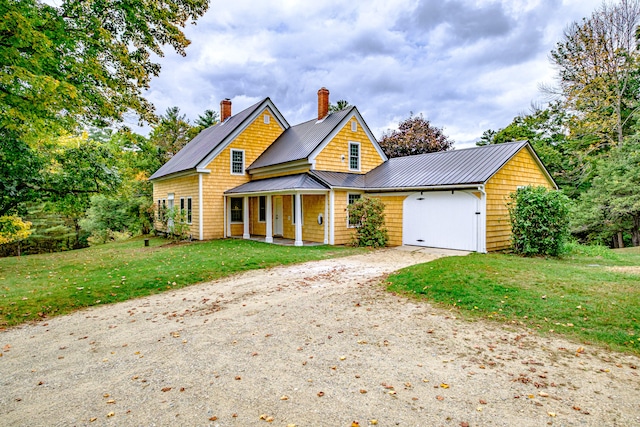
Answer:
[
  {"xmin": 247, "ymin": 107, "xmax": 354, "ymax": 170},
  {"xmin": 149, "ymin": 99, "xmax": 270, "ymax": 180},
  {"xmin": 310, "ymin": 170, "xmax": 366, "ymax": 188},
  {"xmin": 364, "ymin": 141, "xmax": 532, "ymax": 189},
  {"xmin": 224, "ymin": 174, "xmax": 327, "ymax": 194}
]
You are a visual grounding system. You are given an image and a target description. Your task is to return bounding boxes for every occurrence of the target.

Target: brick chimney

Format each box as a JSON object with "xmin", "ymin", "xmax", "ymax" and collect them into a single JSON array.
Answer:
[
  {"xmin": 221, "ymin": 98, "xmax": 232, "ymax": 122},
  {"xmin": 317, "ymin": 87, "xmax": 329, "ymax": 120}
]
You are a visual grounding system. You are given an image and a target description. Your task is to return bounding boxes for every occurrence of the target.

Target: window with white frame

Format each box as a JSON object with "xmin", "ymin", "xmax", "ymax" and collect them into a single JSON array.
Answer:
[
  {"xmin": 258, "ymin": 196, "xmax": 266, "ymax": 222},
  {"xmin": 292, "ymin": 195, "xmax": 303, "ymax": 224},
  {"xmin": 349, "ymin": 142, "xmax": 360, "ymax": 171},
  {"xmin": 347, "ymin": 193, "xmax": 361, "ymax": 227},
  {"xmin": 230, "ymin": 197, "xmax": 243, "ymax": 222},
  {"xmin": 351, "ymin": 120, "xmax": 357, "ymax": 132},
  {"xmin": 230, "ymin": 149, "xmax": 244, "ymax": 175},
  {"xmin": 180, "ymin": 197, "xmax": 185, "ymax": 222}
]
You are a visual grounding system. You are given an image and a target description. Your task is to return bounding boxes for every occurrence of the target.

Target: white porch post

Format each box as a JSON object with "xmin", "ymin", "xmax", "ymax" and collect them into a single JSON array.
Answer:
[
  {"xmin": 243, "ymin": 196, "xmax": 250, "ymax": 239},
  {"xmin": 198, "ymin": 174, "xmax": 204, "ymax": 240},
  {"xmin": 225, "ymin": 196, "xmax": 230, "ymax": 238},
  {"xmin": 329, "ymin": 189, "xmax": 335, "ymax": 245},
  {"xmin": 294, "ymin": 192, "xmax": 303, "ymax": 246},
  {"xmin": 265, "ymin": 195, "xmax": 273, "ymax": 243},
  {"xmin": 324, "ymin": 192, "xmax": 329, "ymax": 244}
]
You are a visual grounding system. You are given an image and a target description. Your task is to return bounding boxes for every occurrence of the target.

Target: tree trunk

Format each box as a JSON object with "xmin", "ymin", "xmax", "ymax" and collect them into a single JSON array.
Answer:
[
  {"xmin": 632, "ymin": 215, "xmax": 640, "ymax": 247},
  {"xmin": 617, "ymin": 231, "xmax": 625, "ymax": 248}
]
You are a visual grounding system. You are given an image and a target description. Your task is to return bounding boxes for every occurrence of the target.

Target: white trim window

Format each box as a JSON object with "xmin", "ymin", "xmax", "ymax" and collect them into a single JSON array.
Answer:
[
  {"xmin": 180, "ymin": 197, "xmax": 185, "ymax": 222},
  {"xmin": 258, "ymin": 196, "xmax": 266, "ymax": 222},
  {"xmin": 230, "ymin": 197, "xmax": 243, "ymax": 223},
  {"xmin": 347, "ymin": 193, "xmax": 361, "ymax": 228},
  {"xmin": 292, "ymin": 195, "xmax": 303, "ymax": 225},
  {"xmin": 349, "ymin": 142, "xmax": 360, "ymax": 171},
  {"xmin": 186, "ymin": 197, "xmax": 193, "ymax": 224},
  {"xmin": 230, "ymin": 149, "xmax": 245, "ymax": 175}
]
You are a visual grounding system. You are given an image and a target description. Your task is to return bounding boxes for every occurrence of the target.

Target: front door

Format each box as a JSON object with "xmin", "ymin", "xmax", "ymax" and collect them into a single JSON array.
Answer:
[{"xmin": 274, "ymin": 196, "xmax": 283, "ymax": 236}]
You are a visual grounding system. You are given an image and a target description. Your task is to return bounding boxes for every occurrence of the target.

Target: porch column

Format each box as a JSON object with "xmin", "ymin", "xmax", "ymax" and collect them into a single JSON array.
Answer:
[
  {"xmin": 324, "ymin": 192, "xmax": 329, "ymax": 244},
  {"xmin": 294, "ymin": 192, "xmax": 303, "ymax": 246},
  {"xmin": 243, "ymin": 196, "xmax": 250, "ymax": 239},
  {"xmin": 265, "ymin": 195, "xmax": 273, "ymax": 243},
  {"xmin": 225, "ymin": 196, "xmax": 230, "ymax": 238},
  {"xmin": 329, "ymin": 190, "xmax": 335, "ymax": 245}
]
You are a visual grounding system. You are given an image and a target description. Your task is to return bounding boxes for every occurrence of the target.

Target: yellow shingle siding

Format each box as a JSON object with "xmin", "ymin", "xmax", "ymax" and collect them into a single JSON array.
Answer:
[
  {"xmin": 301, "ymin": 194, "xmax": 326, "ymax": 242},
  {"xmin": 313, "ymin": 119, "xmax": 384, "ymax": 173},
  {"xmin": 251, "ymin": 166, "xmax": 311, "ymax": 180},
  {"xmin": 333, "ymin": 190, "xmax": 357, "ymax": 245},
  {"xmin": 152, "ymin": 174, "xmax": 199, "ymax": 237},
  {"xmin": 374, "ymin": 195, "xmax": 406, "ymax": 246},
  {"xmin": 200, "ymin": 111, "xmax": 285, "ymax": 239},
  {"xmin": 485, "ymin": 147, "xmax": 555, "ymax": 251}
]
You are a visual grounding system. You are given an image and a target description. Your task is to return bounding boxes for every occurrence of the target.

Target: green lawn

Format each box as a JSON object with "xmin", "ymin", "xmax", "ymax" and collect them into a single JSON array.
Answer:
[
  {"xmin": 387, "ymin": 245, "xmax": 640, "ymax": 355},
  {"xmin": 0, "ymin": 237, "xmax": 362, "ymax": 327}
]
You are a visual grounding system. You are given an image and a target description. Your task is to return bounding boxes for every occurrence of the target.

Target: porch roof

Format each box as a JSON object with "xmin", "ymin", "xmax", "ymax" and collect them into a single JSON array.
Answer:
[{"xmin": 224, "ymin": 173, "xmax": 328, "ymax": 195}]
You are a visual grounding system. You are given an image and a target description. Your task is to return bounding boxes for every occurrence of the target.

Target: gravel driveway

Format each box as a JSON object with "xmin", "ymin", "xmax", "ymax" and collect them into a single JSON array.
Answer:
[{"xmin": 1, "ymin": 247, "xmax": 639, "ymax": 427}]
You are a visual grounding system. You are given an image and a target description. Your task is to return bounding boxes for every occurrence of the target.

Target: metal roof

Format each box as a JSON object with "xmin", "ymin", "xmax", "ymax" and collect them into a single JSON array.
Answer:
[
  {"xmin": 310, "ymin": 170, "xmax": 366, "ymax": 188},
  {"xmin": 224, "ymin": 173, "xmax": 328, "ymax": 194},
  {"xmin": 149, "ymin": 99, "xmax": 270, "ymax": 180},
  {"xmin": 364, "ymin": 141, "xmax": 530, "ymax": 189},
  {"xmin": 247, "ymin": 107, "xmax": 354, "ymax": 170}
]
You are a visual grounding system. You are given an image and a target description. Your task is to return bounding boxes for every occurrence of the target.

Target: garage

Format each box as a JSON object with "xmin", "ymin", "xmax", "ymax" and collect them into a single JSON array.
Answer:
[{"xmin": 402, "ymin": 190, "xmax": 484, "ymax": 251}]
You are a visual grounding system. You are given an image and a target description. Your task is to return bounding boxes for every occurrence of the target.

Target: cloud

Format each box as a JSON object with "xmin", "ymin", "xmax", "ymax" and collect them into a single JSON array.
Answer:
[{"xmin": 136, "ymin": 0, "xmax": 602, "ymax": 147}]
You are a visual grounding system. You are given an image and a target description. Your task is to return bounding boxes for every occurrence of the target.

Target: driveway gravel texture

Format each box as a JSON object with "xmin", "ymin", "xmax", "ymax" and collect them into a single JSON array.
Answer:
[{"xmin": 1, "ymin": 247, "xmax": 639, "ymax": 427}]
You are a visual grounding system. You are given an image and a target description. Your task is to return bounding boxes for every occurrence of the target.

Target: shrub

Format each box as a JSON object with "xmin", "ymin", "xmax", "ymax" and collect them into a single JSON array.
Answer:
[
  {"xmin": 508, "ymin": 186, "xmax": 571, "ymax": 256},
  {"xmin": 348, "ymin": 197, "xmax": 388, "ymax": 247}
]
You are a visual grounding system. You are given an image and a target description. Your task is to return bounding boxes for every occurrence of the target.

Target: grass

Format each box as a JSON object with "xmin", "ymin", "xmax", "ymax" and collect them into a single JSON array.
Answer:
[
  {"xmin": 0, "ymin": 237, "xmax": 362, "ymax": 327},
  {"xmin": 386, "ymin": 245, "xmax": 640, "ymax": 355}
]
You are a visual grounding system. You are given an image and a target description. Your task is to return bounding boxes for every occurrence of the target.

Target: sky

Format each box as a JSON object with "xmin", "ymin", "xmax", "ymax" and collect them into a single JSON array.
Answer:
[{"xmin": 142, "ymin": 0, "xmax": 603, "ymax": 148}]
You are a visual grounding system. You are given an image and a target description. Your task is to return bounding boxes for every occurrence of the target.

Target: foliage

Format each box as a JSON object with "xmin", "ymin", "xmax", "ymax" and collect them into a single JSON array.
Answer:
[
  {"xmin": 508, "ymin": 186, "xmax": 572, "ymax": 256},
  {"xmin": 549, "ymin": 0, "xmax": 640, "ymax": 147},
  {"xmin": 0, "ymin": 215, "xmax": 32, "ymax": 245},
  {"xmin": 80, "ymin": 194, "xmax": 154, "ymax": 240},
  {"xmin": 0, "ymin": 0, "xmax": 207, "ymax": 215},
  {"xmin": 0, "ymin": 237, "xmax": 363, "ymax": 326},
  {"xmin": 162, "ymin": 207, "xmax": 191, "ymax": 241},
  {"xmin": 87, "ymin": 229, "xmax": 132, "ymax": 246},
  {"xmin": 348, "ymin": 197, "xmax": 388, "ymax": 248},
  {"xmin": 572, "ymin": 138, "xmax": 640, "ymax": 246},
  {"xmin": 386, "ymin": 246, "xmax": 640, "ymax": 354},
  {"xmin": 329, "ymin": 100, "xmax": 351, "ymax": 112},
  {"xmin": 379, "ymin": 113, "xmax": 453, "ymax": 158},
  {"xmin": 149, "ymin": 106, "xmax": 193, "ymax": 164}
]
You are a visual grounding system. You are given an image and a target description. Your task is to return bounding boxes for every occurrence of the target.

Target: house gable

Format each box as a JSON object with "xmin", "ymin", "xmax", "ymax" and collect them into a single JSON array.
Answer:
[{"xmin": 309, "ymin": 108, "xmax": 387, "ymax": 174}]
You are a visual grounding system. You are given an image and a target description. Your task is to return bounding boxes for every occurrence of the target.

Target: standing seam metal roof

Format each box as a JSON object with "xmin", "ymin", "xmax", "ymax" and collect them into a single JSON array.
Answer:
[
  {"xmin": 224, "ymin": 173, "xmax": 328, "ymax": 194},
  {"xmin": 149, "ymin": 98, "xmax": 270, "ymax": 180},
  {"xmin": 247, "ymin": 107, "xmax": 354, "ymax": 170},
  {"xmin": 363, "ymin": 141, "xmax": 530, "ymax": 188}
]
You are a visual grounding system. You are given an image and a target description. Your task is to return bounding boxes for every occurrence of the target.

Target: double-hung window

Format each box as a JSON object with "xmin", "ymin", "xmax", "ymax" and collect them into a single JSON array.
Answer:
[
  {"xmin": 349, "ymin": 142, "xmax": 360, "ymax": 171},
  {"xmin": 230, "ymin": 197, "xmax": 243, "ymax": 223},
  {"xmin": 231, "ymin": 149, "xmax": 245, "ymax": 175},
  {"xmin": 258, "ymin": 196, "xmax": 266, "ymax": 222},
  {"xmin": 347, "ymin": 193, "xmax": 361, "ymax": 227},
  {"xmin": 186, "ymin": 197, "xmax": 192, "ymax": 224},
  {"xmin": 180, "ymin": 197, "xmax": 192, "ymax": 224}
]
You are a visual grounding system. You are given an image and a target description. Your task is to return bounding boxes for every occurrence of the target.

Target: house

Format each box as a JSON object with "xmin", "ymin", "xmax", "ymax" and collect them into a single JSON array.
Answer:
[{"xmin": 149, "ymin": 88, "xmax": 556, "ymax": 252}]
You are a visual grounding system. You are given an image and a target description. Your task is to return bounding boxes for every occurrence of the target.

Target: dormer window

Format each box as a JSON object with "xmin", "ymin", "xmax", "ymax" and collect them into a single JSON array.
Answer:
[
  {"xmin": 349, "ymin": 142, "xmax": 360, "ymax": 171},
  {"xmin": 231, "ymin": 149, "xmax": 244, "ymax": 175}
]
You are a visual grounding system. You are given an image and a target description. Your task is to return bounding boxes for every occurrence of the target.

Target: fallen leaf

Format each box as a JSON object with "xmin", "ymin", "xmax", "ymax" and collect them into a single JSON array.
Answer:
[
  {"xmin": 359, "ymin": 389, "xmax": 367, "ymax": 394},
  {"xmin": 90, "ymin": 417, "xmax": 97, "ymax": 422},
  {"xmin": 351, "ymin": 422, "xmax": 360, "ymax": 427},
  {"xmin": 161, "ymin": 387, "xmax": 171, "ymax": 392},
  {"xmin": 572, "ymin": 406, "xmax": 581, "ymax": 411},
  {"xmin": 232, "ymin": 413, "xmax": 238, "ymax": 418},
  {"xmin": 479, "ymin": 399, "xmax": 487, "ymax": 405},
  {"xmin": 209, "ymin": 416, "xmax": 218, "ymax": 421},
  {"xmin": 106, "ymin": 399, "xmax": 115, "ymax": 404},
  {"xmin": 103, "ymin": 393, "xmax": 110, "ymax": 398},
  {"xmin": 440, "ymin": 383, "xmax": 449, "ymax": 389},
  {"xmin": 340, "ymin": 356, "xmax": 346, "ymax": 360},
  {"xmin": 436, "ymin": 395, "xmax": 444, "ymax": 401},
  {"xmin": 317, "ymin": 391, "xmax": 324, "ymax": 397},
  {"xmin": 370, "ymin": 421, "xmax": 378, "ymax": 425},
  {"xmin": 235, "ymin": 376, "xmax": 241, "ymax": 380},
  {"xmin": 107, "ymin": 412, "xmax": 114, "ymax": 418},
  {"xmin": 266, "ymin": 417, "xmax": 274, "ymax": 423},
  {"xmin": 538, "ymin": 392, "xmax": 549, "ymax": 397},
  {"xmin": 280, "ymin": 395, "xmax": 289, "ymax": 400},
  {"xmin": 460, "ymin": 422, "xmax": 469, "ymax": 427},
  {"xmin": 548, "ymin": 412, "xmax": 556, "ymax": 417},
  {"xmin": 259, "ymin": 414, "xmax": 268, "ymax": 420}
]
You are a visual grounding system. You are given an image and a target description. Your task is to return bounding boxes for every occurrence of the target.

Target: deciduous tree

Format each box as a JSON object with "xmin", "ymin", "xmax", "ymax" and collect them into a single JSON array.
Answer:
[{"xmin": 379, "ymin": 114, "xmax": 453, "ymax": 158}]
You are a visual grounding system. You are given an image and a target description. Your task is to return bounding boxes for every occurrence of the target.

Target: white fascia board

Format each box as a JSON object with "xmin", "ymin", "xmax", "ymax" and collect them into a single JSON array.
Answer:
[
  {"xmin": 224, "ymin": 188, "xmax": 328, "ymax": 197},
  {"xmin": 195, "ymin": 99, "xmax": 289, "ymax": 170},
  {"xmin": 364, "ymin": 184, "xmax": 483, "ymax": 193},
  {"xmin": 149, "ymin": 169, "xmax": 197, "ymax": 182}
]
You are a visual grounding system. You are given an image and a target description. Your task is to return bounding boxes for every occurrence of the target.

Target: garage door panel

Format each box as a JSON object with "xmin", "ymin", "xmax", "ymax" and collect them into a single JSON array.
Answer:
[{"xmin": 403, "ymin": 191, "xmax": 479, "ymax": 251}]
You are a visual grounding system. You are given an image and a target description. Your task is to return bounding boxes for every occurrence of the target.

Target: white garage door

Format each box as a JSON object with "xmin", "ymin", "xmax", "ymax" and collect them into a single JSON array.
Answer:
[{"xmin": 403, "ymin": 190, "xmax": 482, "ymax": 251}]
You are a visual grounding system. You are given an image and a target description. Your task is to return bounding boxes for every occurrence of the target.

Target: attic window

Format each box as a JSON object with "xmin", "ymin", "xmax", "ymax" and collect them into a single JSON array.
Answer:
[
  {"xmin": 351, "ymin": 120, "xmax": 357, "ymax": 132},
  {"xmin": 349, "ymin": 142, "xmax": 360, "ymax": 171},
  {"xmin": 264, "ymin": 114, "xmax": 270, "ymax": 124},
  {"xmin": 231, "ymin": 149, "xmax": 245, "ymax": 175}
]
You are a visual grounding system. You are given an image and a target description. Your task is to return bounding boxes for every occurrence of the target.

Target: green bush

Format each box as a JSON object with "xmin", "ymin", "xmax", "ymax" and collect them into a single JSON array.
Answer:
[
  {"xmin": 508, "ymin": 186, "xmax": 571, "ymax": 256},
  {"xmin": 348, "ymin": 197, "xmax": 388, "ymax": 248}
]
